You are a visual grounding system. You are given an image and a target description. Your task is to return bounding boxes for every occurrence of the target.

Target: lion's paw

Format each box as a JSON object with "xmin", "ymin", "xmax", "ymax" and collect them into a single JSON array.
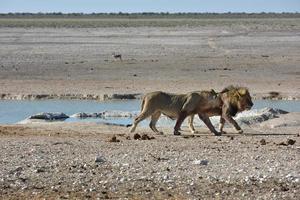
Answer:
[
  {"xmin": 173, "ymin": 131, "xmax": 181, "ymax": 136},
  {"xmin": 214, "ymin": 132, "xmax": 222, "ymax": 136},
  {"xmin": 191, "ymin": 130, "xmax": 200, "ymax": 134},
  {"xmin": 237, "ymin": 129, "xmax": 244, "ymax": 134}
]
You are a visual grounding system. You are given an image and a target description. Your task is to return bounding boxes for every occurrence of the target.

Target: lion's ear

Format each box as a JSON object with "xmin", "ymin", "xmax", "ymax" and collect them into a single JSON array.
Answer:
[{"xmin": 238, "ymin": 88, "xmax": 247, "ymax": 96}]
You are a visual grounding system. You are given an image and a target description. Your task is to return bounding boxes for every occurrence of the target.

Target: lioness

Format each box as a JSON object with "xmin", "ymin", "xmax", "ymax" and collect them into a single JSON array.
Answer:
[{"xmin": 130, "ymin": 86, "xmax": 253, "ymax": 136}]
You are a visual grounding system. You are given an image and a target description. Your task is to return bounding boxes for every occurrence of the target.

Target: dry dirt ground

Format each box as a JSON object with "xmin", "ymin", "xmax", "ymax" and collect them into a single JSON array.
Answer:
[
  {"xmin": 0, "ymin": 119, "xmax": 299, "ymax": 200},
  {"xmin": 0, "ymin": 18, "xmax": 300, "ymax": 99}
]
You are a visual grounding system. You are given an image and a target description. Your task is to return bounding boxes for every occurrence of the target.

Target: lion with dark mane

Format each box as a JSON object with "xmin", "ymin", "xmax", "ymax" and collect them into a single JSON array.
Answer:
[{"xmin": 130, "ymin": 86, "xmax": 253, "ymax": 136}]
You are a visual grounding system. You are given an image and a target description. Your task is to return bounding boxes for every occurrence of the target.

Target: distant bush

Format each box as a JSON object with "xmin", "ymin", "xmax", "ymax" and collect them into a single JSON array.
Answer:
[{"xmin": 0, "ymin": 12, "xmax": 299, "ymax": 19}]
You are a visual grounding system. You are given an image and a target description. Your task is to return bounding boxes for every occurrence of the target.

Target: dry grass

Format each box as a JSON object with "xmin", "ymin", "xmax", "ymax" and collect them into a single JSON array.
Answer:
[{"xmin": 0, "ymin": 17, "xmax": 300, "ymax": 28}]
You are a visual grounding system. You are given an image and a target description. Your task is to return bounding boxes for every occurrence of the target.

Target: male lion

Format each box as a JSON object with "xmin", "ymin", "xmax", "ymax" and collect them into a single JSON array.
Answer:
[
  {"xmin": 130, "ymin": 86, "xmax": 253, "ymax": 136},
  {"xmin": 187, "ymin": 86, "xmax": 253, "ymax": 135}
]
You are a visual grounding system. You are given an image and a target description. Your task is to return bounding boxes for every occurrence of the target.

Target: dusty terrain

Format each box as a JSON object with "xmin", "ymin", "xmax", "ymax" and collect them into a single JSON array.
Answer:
[
  {"xmin": 0, "ymin": 17, "xmax": 300, "ymax": 99},
  {"xmin": 0, "ymin": 16, "xmax": 300, "ymax": 199},
  {"xmin": 0, "ymin": 116, "xmax": 299, "ymax": 200}
]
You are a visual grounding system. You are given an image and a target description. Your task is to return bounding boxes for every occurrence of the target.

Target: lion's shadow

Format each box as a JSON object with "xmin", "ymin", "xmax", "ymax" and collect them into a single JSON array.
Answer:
[{"xmin": 179, "ymin": 130, "xmax": 298, "ymax": 137}]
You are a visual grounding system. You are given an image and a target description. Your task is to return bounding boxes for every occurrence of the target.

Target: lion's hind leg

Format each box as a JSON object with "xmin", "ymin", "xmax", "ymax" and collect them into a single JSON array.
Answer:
[
  {"xmin": 149, "ymin": 111, "xmax": 163, "ymax": 135},
  {"xmin": 219, "ymin": 117, "xmax": 227, "ymax": 134},
  {"xmin": 198, "ymin": 114, "xmax": 221, "ymax": 136},
  {"xmin": 130, "ymin": 110, "xmax": 153, "ymax": 133},
  {"xmin": 188, "ymin": 115, "xmax": 199, "ymax": 134}
]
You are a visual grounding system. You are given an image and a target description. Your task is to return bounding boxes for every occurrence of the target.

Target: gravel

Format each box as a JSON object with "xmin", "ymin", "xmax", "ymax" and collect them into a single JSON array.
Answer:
[{"xmin": 0, "ymin": 124, "xmax": 299, "ymax": 199}]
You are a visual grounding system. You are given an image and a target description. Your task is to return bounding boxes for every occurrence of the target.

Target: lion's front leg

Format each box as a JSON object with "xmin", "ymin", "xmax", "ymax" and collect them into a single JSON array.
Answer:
[{"xmin": 222, "ymin": 113, "xmax": 243, "ymax": 134}]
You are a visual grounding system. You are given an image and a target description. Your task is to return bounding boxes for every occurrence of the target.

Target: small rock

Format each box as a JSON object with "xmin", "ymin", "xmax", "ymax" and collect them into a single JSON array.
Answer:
[
  {"xmin": 277, "ymin": 142, "xmax": 288, "ymax": 146},
  {"xmin": 95, "ymin": 155, "xmax": 106, "ymax": 163},
  {"xmin": 29, "ymin": 112, "xmax": 69, "ymax": 120},
  {"xmin": 280, "ymin": 185, "xmax": 289, "ymax": 192},
  {"xmin": 260, "ymin": 139, "xmax": 267, "ymax": 145},
  {"xmin": 287, "ymin": 139, "xmax": 296, "ymax": 145},
  {"xmin": 108, "ymin": 136, "xmax": 120, "ymax": 143},
  {"xmin": 60, "ymin": 195, "xmax": 69, "ymax": 199},
  {"xmin": 10, "ymin": 166, "xmax": 23, "ymax": 174},
  {"xmin": 35, "ymin": 167, "xmax": 46, "ymax": 173},
  {"xmin": 133, "ymin": 133, "xmax": 141, "ymax": 140},
  {"xmin": 141, "ymin": 134, "xmax": 150, "ymax": 140},
  {"xmin": 227, "ymin": 136, "xmax": 234, "ymax": 140},
  {"xmin": 183, "ymin": 135, "xmax": 195, "ymax": 139},
  {"xmin": 126, "ymin": 136, "xmax": 131, "ymax": 140},
  {"xmin": 33, "ymin": 185, "xmax": 45, "ymax": 190},
  {"xmin": 269, "ymin": 91, "xmax": 280, "ymax": 98},
  {"xmin": 193, "ymin": 159, "xmax": 208, "ymax": 165}
]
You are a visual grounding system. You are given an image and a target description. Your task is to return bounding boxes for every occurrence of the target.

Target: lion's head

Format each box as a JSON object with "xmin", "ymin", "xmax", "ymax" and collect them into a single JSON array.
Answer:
[{"xmin": 221, "ymin": 86, "xmax": 253, "ymax": 115}]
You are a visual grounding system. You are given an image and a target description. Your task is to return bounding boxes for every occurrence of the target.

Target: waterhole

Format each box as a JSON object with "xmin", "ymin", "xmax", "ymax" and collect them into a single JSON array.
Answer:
[{"xmin": 0, "ymin": 99, "xmax": 299, "ymax": 125}]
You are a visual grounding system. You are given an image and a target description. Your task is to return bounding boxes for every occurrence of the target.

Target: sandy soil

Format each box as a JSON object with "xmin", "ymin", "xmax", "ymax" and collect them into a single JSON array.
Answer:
[
  {"xmin": 0, "ymin": 19, "xmax": 300, "ymax": 99},
  {"xmin": 0, "ymin": 116, "xmax": 299, "ymax": 199},
  {"xmin": 0, "ymin": 17, "xmax": 300, "ymax": 199}
]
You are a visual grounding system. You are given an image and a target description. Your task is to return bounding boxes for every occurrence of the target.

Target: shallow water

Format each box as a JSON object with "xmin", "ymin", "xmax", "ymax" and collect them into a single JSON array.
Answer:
[
  {"xmin": 0, "ymin": 100, "xmax": 139, "ymax": 124},
  {"xmin": 0, "ymin": 99, "xmax": 299, "ymax": 125}
]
